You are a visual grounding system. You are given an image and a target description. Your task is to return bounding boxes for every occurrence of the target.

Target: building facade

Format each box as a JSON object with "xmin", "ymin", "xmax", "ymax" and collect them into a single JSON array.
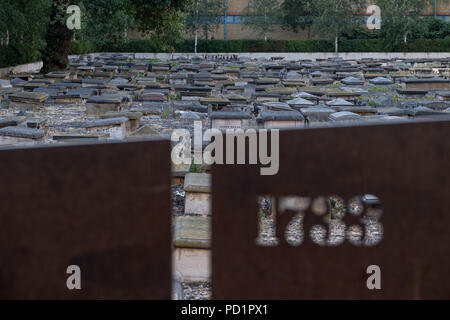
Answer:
[{"xmin": 130, "ymin": 0, "xmax": 450, "ymax": 41}]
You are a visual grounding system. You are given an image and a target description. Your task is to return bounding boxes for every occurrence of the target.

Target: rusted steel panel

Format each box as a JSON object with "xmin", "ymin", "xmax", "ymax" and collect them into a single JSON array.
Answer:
[
  {"xmin": 212, "ymin": 120, "xmax": 450, "ymax": 299},
  {"xmin": 0, "ymin": 140, "xmax": 171, "ymax": 299}
]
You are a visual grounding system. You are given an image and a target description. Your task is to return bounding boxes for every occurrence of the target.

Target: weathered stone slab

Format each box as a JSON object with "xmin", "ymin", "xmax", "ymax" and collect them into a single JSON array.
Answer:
[
  {"xmin": 328, "ymin": 111, "xmax": 363, "ymax": 121},
  {"xmin": 200, "ymin": 96, "xmax": 231, "ymax": 106},
  {"xmin": 184, "ymin": 173, "xmax": 211, "ymax": 193},
  {"xmin": 82, "ymin": 117, "xmax": 129, "ymax": 129},
  {"xmin": 369, "ymin": 77, "xmax": 394, "ymax": 85},
  {"xmin": 66, "ymin": 88, "xmax": 99, "ymax": 99},
  {"xmin": 265, "ymin": 87, "xmax": 297, "ymax": 95},
  {"xmin": 100, "ymin": 112, "xmax": 142, "ymax": 132},
  {"xmin": 27, "ymin": 118, "xmax": 48, "ymax": 129},
  {"xmin": 173, "ymin": 247, "xmax": 211, "ymax": 282},
  {"xmin": 397, "ymin": 88, "xmax": 429, "ymax": 95},
  {"xmin": 173, "ymin": 216, "xmax": 211, "ymax": 249},
  {"xmin": 174, "ymin": 102, "xmax": 208, "ymax": 113},
  {"xmin": 261, "ymin": 101, "xmax": 293, "ymax": 111},
  {"xmin": 140, "ymin": 91, "xmax": 167, "ymax": 102},
  {"xmin": 260, "ymin": 111, "xmax": 305, "ymax": 129},
  {"xmin": 8, "ymin": 92, "xmax": 48, "ymax": 104},
  {"xmin": 260, "ymin": 111, "xmax": 304, "ymax": 122},
  {"xmin": 129, "ymin": 125, "xmax": 160, "ymax": 137},
  {"xmin": 185, "ymin": 193, "xmax": 212, "ymax": 216},
  {"xmin": 300, "ymin": 106, "xmax": 336, "ymax": 122},
  {"xmin": 0, "ymin": 79, "xmax": 12, "ymax": 89},
  {"xmin": 0, "ymin": 126, "xmax": 45, "ymax": 139},
  {"xmin": 0, "ymin": 116, "xmax": 26, "ymax": 128},
  {"xmin": 34, "ymin": 87, "xmax": 60, "ymax": 97},
  {"xmin": 131, "ymin": 103, "xmax": 168, "ymax": 115},
  {"xmin": 436, "ymin": 91, "xmax": 450, "ymax": 101},
  {"xmin": 286, "ymin": 97, "xmax": 315, "ymax": 107},
  {"xmin": 402, "ymin": 77, "xmax": 450, "ymax": 91},
  {"xmin": 341, "ymin": 76, "xmax": 364, "ymax": 85},
  {"xmin": 311, "ymin": 78, "xmax": 334, "ymax": 86},
  {"xmin": 326, "ymin": 98, "xmax": 354, "ymax": 106},
  {"xmin": 87, "ymin": 94, "xmax": 125, "ymax": 105},
  {"xmin": 83, "ymin": 117, "xmax": 128, "ymax": 140}
]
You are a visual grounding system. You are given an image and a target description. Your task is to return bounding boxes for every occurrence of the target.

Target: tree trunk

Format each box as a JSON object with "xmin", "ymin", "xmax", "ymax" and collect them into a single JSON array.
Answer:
[
  {"xmin": 194, "ymin": 29, "xmax": 198, "ymax": 54},
  {"xmin": 42, "ymin": 1, "xmax": 73, "ymax": 73},
  {"xmin": 335, "ymin": 35, "xmax": 338, "ymax": 53}
]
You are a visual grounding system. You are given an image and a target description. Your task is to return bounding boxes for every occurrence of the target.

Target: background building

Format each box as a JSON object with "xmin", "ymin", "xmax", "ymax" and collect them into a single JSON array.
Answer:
[{"xmin": 129, "ymin": 0, "xmax": 450, "ymax": 41}]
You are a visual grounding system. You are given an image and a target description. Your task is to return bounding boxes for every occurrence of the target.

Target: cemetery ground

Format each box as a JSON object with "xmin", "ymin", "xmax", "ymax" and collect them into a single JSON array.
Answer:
[{"xmin": 1, "ymin": 53, "xmax": 450, "ymax": 300}]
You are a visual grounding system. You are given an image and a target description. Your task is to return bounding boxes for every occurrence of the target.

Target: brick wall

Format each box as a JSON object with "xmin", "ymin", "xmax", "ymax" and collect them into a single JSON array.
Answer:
[{"xmin": 129, "ymin": 0, "xmax": 449, "ymax": 41}]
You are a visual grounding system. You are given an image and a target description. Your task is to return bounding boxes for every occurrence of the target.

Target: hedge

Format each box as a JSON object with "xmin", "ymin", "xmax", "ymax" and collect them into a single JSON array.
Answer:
[
  {"xmin": 2, "ymin": 38, "xmax": 449, "ymax": 69},
  {"xmin": 70, "ymin": 38, "xmax": 450, "ymax": 55},
  {"xmin": 0, "ymin": 42, "xmax": 43, "ymax": 69}
]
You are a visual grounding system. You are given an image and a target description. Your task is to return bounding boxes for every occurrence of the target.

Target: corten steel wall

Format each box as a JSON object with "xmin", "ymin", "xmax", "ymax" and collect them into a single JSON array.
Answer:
[
  {"xmin": 0, "ymin": 140, "xmax": 172, "ymax": 299},
  {"xmin": 212, "ymin": 119, "xmax": 450, "ymax": 299}
]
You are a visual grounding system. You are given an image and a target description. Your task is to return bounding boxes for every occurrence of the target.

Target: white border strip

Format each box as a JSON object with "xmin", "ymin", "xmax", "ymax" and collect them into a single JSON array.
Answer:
[{"xmin": 70, "ymin": 52, "xmax": 450, "ymax": 61}]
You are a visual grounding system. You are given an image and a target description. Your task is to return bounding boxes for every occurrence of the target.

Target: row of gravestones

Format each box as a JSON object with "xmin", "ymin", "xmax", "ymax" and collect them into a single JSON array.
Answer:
[
  {"xmin": 1, "ymin": 54, "xmax": 450, "ymax": 148},
  {"xmin": 0, "ymin": 119, "xmax": 449, "ymax": 299}
]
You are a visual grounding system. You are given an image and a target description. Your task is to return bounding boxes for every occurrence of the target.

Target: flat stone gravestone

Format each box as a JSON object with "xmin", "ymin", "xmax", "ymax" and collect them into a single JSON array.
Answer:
[
  {"xmin": 369, "ymin": 77, "xmax": 394, "ymax": 85},
  {"xmin": 0, "ymin": 79, "xmax": 12, "ymax": 89},
  {"xmin": 184, "ymin": 173, "xmax": 212, "ymax": 216},
  {"xmin": 292, "ymin": 91, "xmax": 320, "ymax": 100},
  {"xmin": 0, "ymin": 140, "xmax": 171, "ymax": 299},
  {"xmin": 341, "ymin": 77, "xmax": 364, "ymax": 85},
  {"xmin": 173, "ymin": 216, "xmax": 211, "ymax": 250},
  {"xmin": 180, "ymin": 111, "xmax": 201, "ymax": 121},
  {"xmin": 410, "ymin": 106, "xmax": 444, "ymax": 117},
  {"xmin": 300, "ymin": 106, "xmax": 336, "ymax": 122},
  {"xmin": 86, "ymin": 95, "xmax": 124, "ymax": 115},
  {"xmin": 174, "ymin": 102, "xmax": 208, "ymax": 113},
  {"xmin": 100, "ymin": 112, "xmax": 142, "ymax": 132},
  {"xmin": 260, "ymin": 111, "xmax": 305, "ymax": 129},
  {"xmin": 402, "ymin": 77, "xmax": 450, "ymax": 91},
  {"xmin": 200, "ymin": 97, "xmax": 231, "ymax": 107},
  {"xmin": 26, "ymin": 118, "xmax": 48, "ymax": 129},
  {"xmin": 327, "ymin": 98, "xmax": 354, "ymax": 107},
  {"xmin": 0, "ymin": 116, "xmax": 27, "ymax": 128},
  {"xmin": 329, "ymin": 111, "xmax": 363, "ymax": 121},
  {"xmin": 286, "ymin": 98, "xmax": 315, "ymax": 107},
  {"xmin": 436, "ymin": 91, "xmax": 450, "ymax": 101},
  {"xmin": 82, "ymin": 117, "xmax": 128, "ymax": 140},
  {"xmin": 261, "ymin": 102, "xmax": 293, "ymax": 112},
  {"xmin": 34, "ymin": 87, "xmax": 60, "ymax": 97},
  {"xmin": 8, "ymin": 92, "xmax": 48, "ymax": 104},
  {"xmin": 396, "ymin": 88, "xmax": 429, "ymax": 95},
  {"xmin": 211, "ymin": 111, "xmax": 252, "ymax": 129},
  {"xmin": 0, "ymin": 126, "xmax": 45, "ymax": 146},
  {"xmin": 66, "ymin": 88, "xmax": 99, "ymax": 99}
]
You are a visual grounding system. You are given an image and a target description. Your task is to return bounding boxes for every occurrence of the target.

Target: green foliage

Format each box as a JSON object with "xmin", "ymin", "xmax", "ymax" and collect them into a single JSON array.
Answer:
[
  {"xmin": 242, "ymin": 0, "xmax": 282, "ymax": 41},
  {"xmin": 408, "ymin": 17, "xmax": 450, "ymax": 39},
  {"xmin": 70, "ymin": 38, "xmax": 450, "ymax": 54},
  {"xmin": 280, "ymin": 0, "xmax": 315, "ymax": 35},
  {"xmin": 186, "ymin": 0, "xmax": 224, "ymax": 40},
  {"xmin": 126, "ymin": 0, "xmax": 190, "ymax": 51},
  {"xmin": 375, "ymin": 0, "xmax": 450, "ymax": 50},
  {"xmin": 0, "ymin": 0, "xmax": 51, "ymax": 68},
  {"xmin": 189, "ymin": 163, "xmax": 202, "ymax": 174},
  {"xmin": 69, "ymin": 40, "xmax": 96, "ymax": 55},
  {"xmin": 78, "ymin": 0, "xmax": 133, "ymax": 51},
  {"xmin": 312, "ymin": 0, "xmax": 366, "ymax": 52}
]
